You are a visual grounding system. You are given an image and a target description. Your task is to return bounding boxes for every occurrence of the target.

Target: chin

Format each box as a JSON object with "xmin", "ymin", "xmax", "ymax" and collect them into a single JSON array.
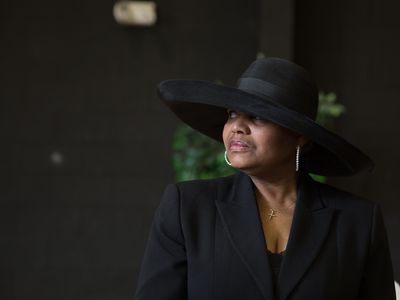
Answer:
[
  {"xmin": 232, "ymin": 160, "xmax": 269, "ymax": 176},
  {"xmin": 231, "ymin": 161, "xmax": 256, "ymax": 173}
]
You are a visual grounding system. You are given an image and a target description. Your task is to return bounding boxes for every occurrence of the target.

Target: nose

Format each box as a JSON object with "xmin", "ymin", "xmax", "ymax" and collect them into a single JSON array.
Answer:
[{"xmin": 231, "ymin": 116, "xmax": 250, "ymax": 134}]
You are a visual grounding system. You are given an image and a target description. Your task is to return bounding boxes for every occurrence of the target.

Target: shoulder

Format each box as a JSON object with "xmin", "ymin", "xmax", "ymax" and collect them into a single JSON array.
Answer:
[
  {"xmin": 173, "ymin": 173, "xmax": 236, "ymax": 197},
  {"xmin": 312, "ymin": 179, "xmax": 377, "ymax": 223},
  {"xmin": 314, "ymin": 180, "xmax": 373, "ymax": 208},
  {"xmin": 159, "ymin": 174, "xmax": 237, "ymax": 210},
  {"xmin": 155, "ymin": 175, "xmax": 238, "ymax": 231}
]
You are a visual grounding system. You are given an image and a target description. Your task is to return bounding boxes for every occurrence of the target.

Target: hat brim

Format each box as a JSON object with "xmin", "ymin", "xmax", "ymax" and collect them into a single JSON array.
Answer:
[{"xmin": 158, "ymin": 79, "xmax": 374, "ymax": 176}]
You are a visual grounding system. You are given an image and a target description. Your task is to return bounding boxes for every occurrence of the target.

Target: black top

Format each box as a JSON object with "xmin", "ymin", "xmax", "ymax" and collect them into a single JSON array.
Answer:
[{"xmin": 267, "ymin": 249, "xmax": 285, "ymax": 287}]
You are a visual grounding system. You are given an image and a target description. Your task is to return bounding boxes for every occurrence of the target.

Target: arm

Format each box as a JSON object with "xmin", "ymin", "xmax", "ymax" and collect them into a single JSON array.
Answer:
[
  {"xmin": 134, "ymin": 184, "xmax": 187, "ymax": 300},
  {"xmin": 357, "ymin": 204, "xmax": 395, "ymax": 300}
]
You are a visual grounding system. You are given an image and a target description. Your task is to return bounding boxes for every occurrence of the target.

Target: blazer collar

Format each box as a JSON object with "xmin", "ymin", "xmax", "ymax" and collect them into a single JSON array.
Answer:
[
  {"xmin": 215, "ymin": 172, "xmax": 335, "ymax": 300},
  {"xmin": 215, "ymin": 172, "xmax": 274, "ymax": 300},
  {"xmin": 278, "ymin": 174, "xmax": 335, "ymax": 300}
]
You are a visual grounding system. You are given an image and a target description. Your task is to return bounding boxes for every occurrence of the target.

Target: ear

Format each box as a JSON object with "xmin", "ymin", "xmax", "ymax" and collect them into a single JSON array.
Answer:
[{"xmin": 297, "ymin": 135, "xmax": 309, "ymax": 147}]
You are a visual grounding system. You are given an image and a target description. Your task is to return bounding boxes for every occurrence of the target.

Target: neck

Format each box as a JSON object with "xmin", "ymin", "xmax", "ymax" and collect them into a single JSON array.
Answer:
[{"xmin": 250, "ymin": 171, "xmax": 299, "ymax": 208}]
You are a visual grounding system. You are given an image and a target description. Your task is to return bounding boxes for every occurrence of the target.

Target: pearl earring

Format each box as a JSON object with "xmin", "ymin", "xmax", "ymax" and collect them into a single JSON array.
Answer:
[{"xmin": 296, "ymin": 145, "xmax": 300, "ymax": 172}]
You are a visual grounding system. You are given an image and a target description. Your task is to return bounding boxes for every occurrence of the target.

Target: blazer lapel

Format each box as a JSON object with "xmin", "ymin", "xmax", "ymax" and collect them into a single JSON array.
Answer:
[
  {"xmin": 215, "ymin": 172, "xmax": 274, "ymax": 300},
  {"xmin": 278, "ymin": 174, "xmax": 335, "ymax": 300}
]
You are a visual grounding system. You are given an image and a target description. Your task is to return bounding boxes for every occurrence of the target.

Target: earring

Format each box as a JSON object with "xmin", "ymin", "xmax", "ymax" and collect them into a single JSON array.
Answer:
[
  {"xmin": 296, "ymin": 145, "xmax": 300, "ymax": 172},
  {"xmin": 224, "ymin": 151, "xmax": 232, "ymax": 166}
]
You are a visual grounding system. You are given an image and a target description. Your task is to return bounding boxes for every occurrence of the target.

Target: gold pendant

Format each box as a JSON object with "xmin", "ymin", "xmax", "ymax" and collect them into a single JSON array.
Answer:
[{"xmin": 267, "ymin": 208, "xmax": 278, "ymax": 220}]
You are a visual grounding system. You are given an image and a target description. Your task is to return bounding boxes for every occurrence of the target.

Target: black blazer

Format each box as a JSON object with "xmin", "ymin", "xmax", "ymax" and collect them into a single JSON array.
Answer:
[{"xmin": 134, "ymin": 172, "xmax": 395, "ymax": 300}]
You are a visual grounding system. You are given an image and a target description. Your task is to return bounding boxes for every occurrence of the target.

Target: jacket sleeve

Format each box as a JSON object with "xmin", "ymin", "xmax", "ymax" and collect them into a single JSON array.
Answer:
[
  {"xmin": 134, "ymin": 184, "xmax": 187, "ymax": 300},
  {"xmin": 357, "ymin": 204, "xmax": 396, "ymax": 300}
]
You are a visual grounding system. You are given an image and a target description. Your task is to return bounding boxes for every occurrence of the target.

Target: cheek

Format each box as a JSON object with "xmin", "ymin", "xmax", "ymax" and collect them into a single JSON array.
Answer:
[
  {"xmin": 222, "ymin": 123, "xmax": 230, "ymax": 148},
  {"xmin": 252, "ymin": 128, "xmax": 274, "ymax": 146},
  {"xmin": 275, "ymin": 136, "xmax": 297, "ymax": 152},
  {"xmin": 255, "ymin": 129, "xmax": 297, "ymax": 152}
]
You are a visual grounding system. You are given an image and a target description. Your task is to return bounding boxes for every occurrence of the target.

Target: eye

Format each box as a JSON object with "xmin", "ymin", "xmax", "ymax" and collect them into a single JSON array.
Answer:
[
  {"xmin": 251, "ymin": 114, "xmax": 264, "ymax": 121},
  {"xmin": 227, "ymin": 110, "xmax": 238, "ymax": 119}
]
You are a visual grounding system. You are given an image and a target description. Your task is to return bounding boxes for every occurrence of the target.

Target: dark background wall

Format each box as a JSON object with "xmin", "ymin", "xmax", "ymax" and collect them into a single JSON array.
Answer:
[
  {"xmin": 0, "ymin": 0, "xmax": 260, "ymax": 299},
  {"xmin": 0, "ymin": 0, "xmax": 399, "ymax": 299}
]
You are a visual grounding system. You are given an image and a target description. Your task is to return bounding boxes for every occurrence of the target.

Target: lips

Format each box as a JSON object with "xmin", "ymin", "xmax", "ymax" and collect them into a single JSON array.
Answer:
[{"xmin": 229, "ymin": 139, "xmax": 250, "ymax": 152}]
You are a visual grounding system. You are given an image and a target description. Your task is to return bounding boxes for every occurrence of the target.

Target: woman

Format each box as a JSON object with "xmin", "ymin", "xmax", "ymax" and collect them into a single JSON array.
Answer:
[{"xmin": 134, "ymin": 58, "xmax": 395, "ymax": 300}]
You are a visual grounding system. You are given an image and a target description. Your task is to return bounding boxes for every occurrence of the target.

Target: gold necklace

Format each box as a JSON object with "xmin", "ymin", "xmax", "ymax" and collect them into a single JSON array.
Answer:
[{"xmin": 263, "ymin": 201, "xmax": 296, "ymax": 221}]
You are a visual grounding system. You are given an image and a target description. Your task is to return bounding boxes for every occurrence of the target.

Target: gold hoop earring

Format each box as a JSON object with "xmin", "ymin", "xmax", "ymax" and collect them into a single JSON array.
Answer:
[{"xmin": 224, "ymin": 151, "xmax": 232, "ymax": 166}]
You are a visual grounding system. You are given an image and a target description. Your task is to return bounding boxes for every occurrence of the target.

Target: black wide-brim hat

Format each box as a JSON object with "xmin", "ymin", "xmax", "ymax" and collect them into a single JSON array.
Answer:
[{"xmin": 158, "ymin": 57, "xmax": 374, "ymax": 176}]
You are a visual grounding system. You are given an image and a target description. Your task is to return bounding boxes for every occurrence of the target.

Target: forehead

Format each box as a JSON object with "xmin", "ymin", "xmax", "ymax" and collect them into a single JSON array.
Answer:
[{"xmin": 227, "ymin": 109, "xmax": 267, "ymax": 121}]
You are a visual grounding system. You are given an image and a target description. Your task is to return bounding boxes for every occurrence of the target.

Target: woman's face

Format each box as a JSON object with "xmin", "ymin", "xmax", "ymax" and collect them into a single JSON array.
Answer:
[{"xmin": 222, "ymin": 110, "xmax": 304, "ymax": 176}]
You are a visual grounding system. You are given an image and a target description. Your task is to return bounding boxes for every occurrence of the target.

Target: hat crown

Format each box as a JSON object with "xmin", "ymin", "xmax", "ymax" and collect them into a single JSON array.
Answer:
[{"xmin": 237, "ymin": 58, "xmax": 319, "ymax": 120}]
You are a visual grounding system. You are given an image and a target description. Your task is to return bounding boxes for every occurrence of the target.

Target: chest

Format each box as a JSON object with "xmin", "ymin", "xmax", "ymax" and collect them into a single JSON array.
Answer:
[
  {"xmin": 185, "ymin": 211, "xmax": 364, "ymax": 300},
  {"xmin": 179, "ymin": 177, "xmax": 370, "ymax": 300},
  {"xmin": 256, "ymin": 198, "xmax": 294, "ymax": 253}
]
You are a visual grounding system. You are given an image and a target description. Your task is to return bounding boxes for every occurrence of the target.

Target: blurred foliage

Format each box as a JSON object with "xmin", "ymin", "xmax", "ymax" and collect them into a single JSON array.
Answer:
[
  {"xmin": 173, "ymin": 126, "xmax": 233, "ymax": 181},
  {"xmin": 173, "ymin": 91, "xmax": 346, "ymax": 183},
  {"xmin": 316, "ymin": 92, "xmax": 346, "ymax": 131}
]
